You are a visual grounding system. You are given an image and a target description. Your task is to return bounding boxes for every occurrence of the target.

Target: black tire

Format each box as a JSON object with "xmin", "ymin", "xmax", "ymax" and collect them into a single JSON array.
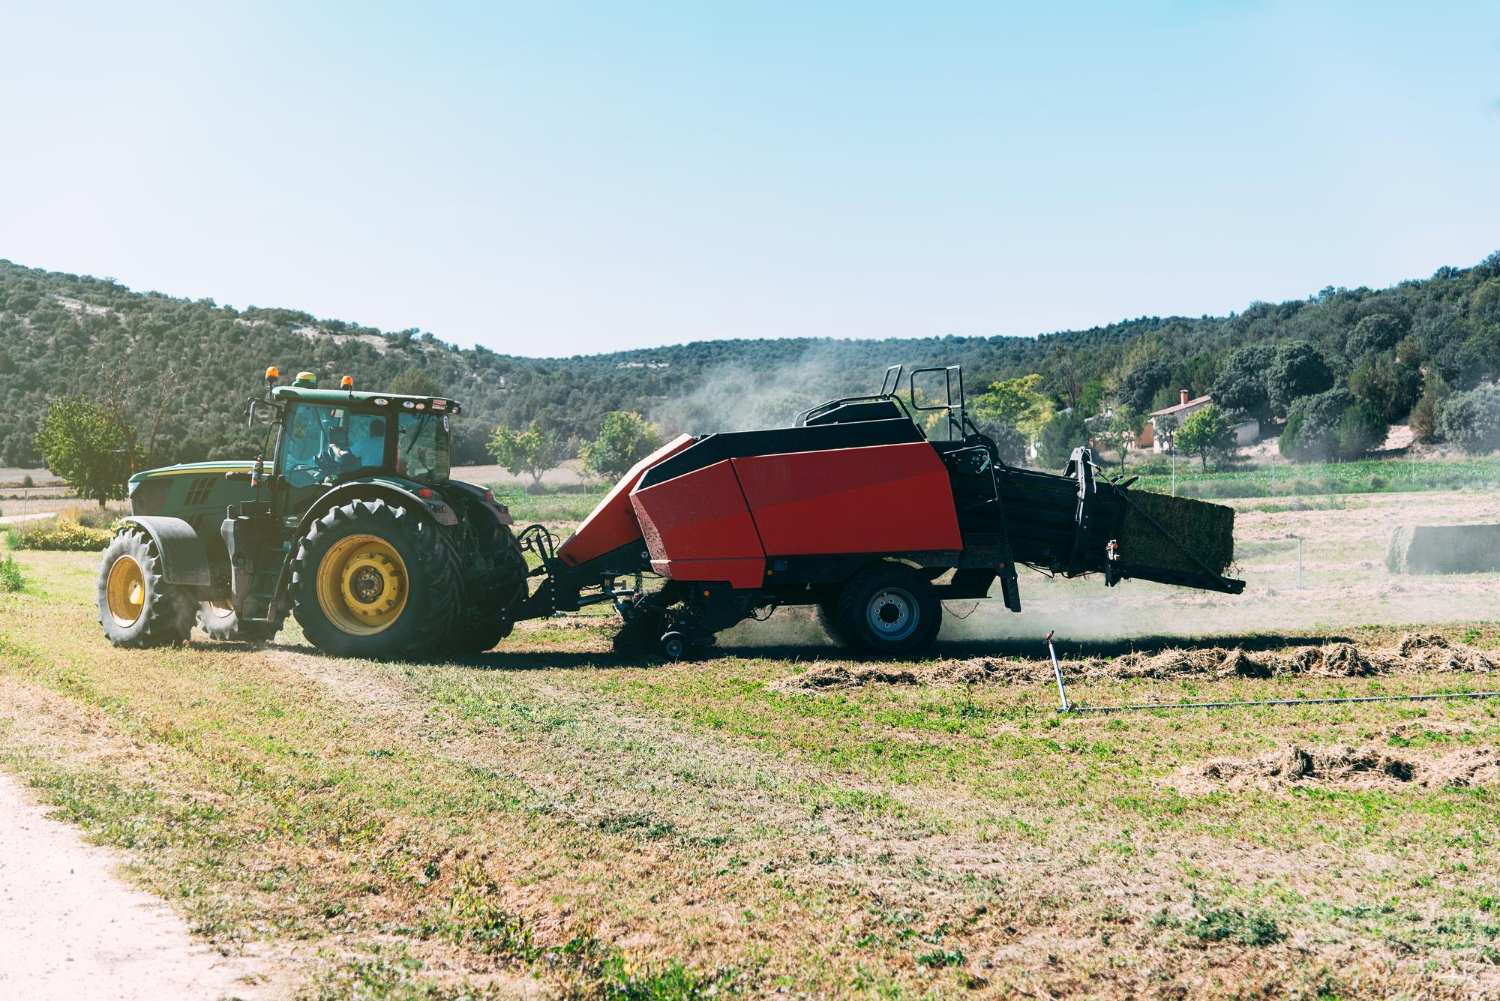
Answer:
[
  {"xmin": 833, "ymin": 562, "xmax": 942, "ymax": 657},
  {"xmin": 97, "ymin": 529, "xmax": 195, "ymax": 648},
  {"xmin": 659, "ymin": 631, "xmax": 687, "ymax": 661},
  {"xmin": 442, "ymin": 529, "xmax": 528, "ymax": 656},
  {"xmin": 196, "ymin": 601, "xmax": 278, "ymax": 643},
  {"xmin": 289, "ymin": 498, "xmax": 459, "ymax": 659}
]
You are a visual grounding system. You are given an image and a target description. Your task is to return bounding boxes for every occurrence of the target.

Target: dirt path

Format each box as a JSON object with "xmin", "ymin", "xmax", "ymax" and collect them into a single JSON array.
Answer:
[{"xmin": 0, "ymin": 772, "xmax": 268, "ymax": 1001}]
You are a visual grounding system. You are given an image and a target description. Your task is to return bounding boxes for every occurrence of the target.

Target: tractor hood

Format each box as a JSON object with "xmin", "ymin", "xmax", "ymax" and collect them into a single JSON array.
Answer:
[{"xmin": 129, "ymin": 460, "xmax": 256, "ymax": 485}]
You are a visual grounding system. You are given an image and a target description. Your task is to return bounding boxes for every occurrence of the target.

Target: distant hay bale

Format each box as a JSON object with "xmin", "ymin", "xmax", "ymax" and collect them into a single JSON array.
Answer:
[
  {"xmin": 1120, "ymin": 490, "xmax": 1235, "ymax": 574},
  {"xmin": 1387, "ymin": 523, "xmax": 1500, "ymax": 575}
]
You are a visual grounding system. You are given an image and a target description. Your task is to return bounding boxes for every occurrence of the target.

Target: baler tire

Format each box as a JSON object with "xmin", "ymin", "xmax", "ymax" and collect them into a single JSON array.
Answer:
[
  {"xmin": 834, "ymin": 562, "xmax": 942, "ymax": 657},
  {"xmin": 97, "ymin": 529, "xmax": 195, "ymax": 648},
  {"xmin": 289, "ymin": 498, "xmax": 459, "ymax": 660},
  {"xmin": 196, "ymin": 601, "xmax": 278, "ymax": 643}
]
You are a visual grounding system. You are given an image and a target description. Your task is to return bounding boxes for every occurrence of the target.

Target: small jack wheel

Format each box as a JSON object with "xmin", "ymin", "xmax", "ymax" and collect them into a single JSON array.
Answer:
[{"xmin": 659, "ymin": 631, "xmax": 687, "ymax": 661}]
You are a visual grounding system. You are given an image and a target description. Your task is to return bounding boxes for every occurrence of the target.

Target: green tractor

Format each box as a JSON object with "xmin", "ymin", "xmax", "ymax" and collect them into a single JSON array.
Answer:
[{"xmin": 97, "ymin": 368, "xmax": 528, "ymax": 659}]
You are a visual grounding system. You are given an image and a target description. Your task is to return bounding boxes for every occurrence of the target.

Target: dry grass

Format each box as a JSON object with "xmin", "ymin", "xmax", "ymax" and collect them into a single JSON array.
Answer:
[{"xmin": 1, "ymin": 490, "xmax": 1500, "ymax": 998}]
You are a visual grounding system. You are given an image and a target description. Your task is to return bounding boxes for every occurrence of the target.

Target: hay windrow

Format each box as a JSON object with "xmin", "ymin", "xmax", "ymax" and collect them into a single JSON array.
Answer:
[
  {"xmin": 772, "ymin": 632, "xmax": 1498, "ymax": 692},
  {"xmin": 1183, "ymin": 742, "xmax": 1500, "ymax": 792}
]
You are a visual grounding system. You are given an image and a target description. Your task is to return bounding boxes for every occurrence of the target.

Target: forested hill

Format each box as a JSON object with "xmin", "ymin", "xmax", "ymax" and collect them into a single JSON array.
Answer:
[{"xmin": 1, "ymin": 253, "xmax": 1497, "ymax": 468}]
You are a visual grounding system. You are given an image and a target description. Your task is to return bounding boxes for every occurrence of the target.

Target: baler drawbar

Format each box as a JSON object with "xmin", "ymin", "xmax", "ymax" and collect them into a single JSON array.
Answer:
[{"xmin": 506, "ymin": 365, "xmax": 1243, "ymax": 659}]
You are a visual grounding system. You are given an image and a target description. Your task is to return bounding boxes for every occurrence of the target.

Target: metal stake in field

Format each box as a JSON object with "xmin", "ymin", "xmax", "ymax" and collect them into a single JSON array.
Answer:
[{"xmin": 1046, "ymin": 630, "xmax": 1070, "ymax": 712}]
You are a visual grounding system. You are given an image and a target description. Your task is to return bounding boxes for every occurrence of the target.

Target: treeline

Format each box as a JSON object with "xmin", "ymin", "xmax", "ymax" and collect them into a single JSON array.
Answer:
[{"xmin": 2, "ymin": 252, "xmax": 1498, "ymax": 471}]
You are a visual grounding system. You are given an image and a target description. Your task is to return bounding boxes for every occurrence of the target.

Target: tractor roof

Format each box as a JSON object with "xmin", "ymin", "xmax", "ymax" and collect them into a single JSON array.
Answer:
[{"xmin": 271, "ymin": 386, "xmax": 463, "ymax": 415}]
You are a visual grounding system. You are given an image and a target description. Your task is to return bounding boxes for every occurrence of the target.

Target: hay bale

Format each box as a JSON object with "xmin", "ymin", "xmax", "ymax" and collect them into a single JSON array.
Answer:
[
  {"xmin": 1120, "ymin": 490, "xmax": 1235, "ymax": 574},
  {"xmin": 1386, "ymin": 523, "xmax": 1500, "ymax": 575}
]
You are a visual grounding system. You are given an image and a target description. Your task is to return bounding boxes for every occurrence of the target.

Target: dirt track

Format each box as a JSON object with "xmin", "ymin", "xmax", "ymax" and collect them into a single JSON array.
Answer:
[{"xmin": 0, "ymin": 773, "xmax": 269, "ymax": 1001}]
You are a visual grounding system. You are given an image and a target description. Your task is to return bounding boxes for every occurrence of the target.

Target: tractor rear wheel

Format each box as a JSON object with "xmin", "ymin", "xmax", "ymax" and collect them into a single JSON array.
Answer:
[
  {"xmin": 443, "ymin": 530, "xmax": 528, "ymax": 656},
  {"xmin": 833, "ymin": 562, "xmax": 942, "ymax": 657},
  {"xmin": 97, "ymin": 529, "xmax": 195, "ymax": 648},
  {"xmin": 290, "ymin": 499, "xmax": 459, "ymax": 659},
  {"xmin": 196, "ymin": 601, "xmax": 278, "ymax": 643}
]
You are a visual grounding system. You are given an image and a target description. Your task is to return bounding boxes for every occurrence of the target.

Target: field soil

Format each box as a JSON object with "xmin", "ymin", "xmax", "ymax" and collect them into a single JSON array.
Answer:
[{"xmin": 1, "ymin": 485, "xmax": 1498, "ymax": 998}]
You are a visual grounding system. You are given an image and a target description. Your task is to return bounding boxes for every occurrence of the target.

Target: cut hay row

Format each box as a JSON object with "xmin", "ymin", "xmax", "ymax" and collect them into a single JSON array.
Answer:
[{"xmin": 775, "ymin": 632, "xmax": 1495, "ymax": 692}]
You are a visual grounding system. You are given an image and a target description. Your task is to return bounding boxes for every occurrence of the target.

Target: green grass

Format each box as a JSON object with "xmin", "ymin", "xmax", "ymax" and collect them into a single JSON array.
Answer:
[
  {"xmin": 1124, "ymin": 456, "xmax": 1500, "ymax": 499},
  {"xmin": 486, "ymin": 483, "xmax": 610, "ymax": 528},
  {"xmin": 4, "ymin": 544, "xmax": 1500, "ymax": 997}
]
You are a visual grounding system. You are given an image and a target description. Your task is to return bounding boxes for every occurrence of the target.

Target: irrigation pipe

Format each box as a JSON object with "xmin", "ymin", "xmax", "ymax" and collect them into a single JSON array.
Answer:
[{"xmin": 1044, "ymin": 633, "xmax": 1500, "ymax": 715}]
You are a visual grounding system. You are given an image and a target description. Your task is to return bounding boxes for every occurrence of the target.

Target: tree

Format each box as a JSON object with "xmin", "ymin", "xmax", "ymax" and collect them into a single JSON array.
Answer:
[
  {"xmin": 1267, "ymin": 342, "xmax": 1335, "ymax": 416},
  {"xmin": 1348, "ymin": 353, "xmax": 1422, "ymax": 422},
  {"xmin": 1088, "ymin": 406, "xmax": 1143, "ymax": 468},
  {"xmin": 488, "ymin": 418, "xmax": 568, "ymax": 489},
  {"xmin": 1335, "ymin": 400, "xmax": 1386, "ymax": 458},
  {"xmin": 1174, "ymin": 404, "xmax": 1235, "ymax": 470},
  {"xmin": 579, "ymin": 412, "xmax": 662, "ymax": 481},
  {"xmin": 1036, "ymin": 408, "xmax": 1088, "ymax": 468},
  {"xmin": 1279, "ymin": 389, "xmax": 1382, "ymax": 462},
  {"xmin": 1120, "ymin": 360, "xmax": 1172, "ymax": 412},
  {"xmin": 1345, "ymin": 313, "xmax": 1405, "ymax": 361},
  {"xmin": 34, "ymin": 396, "xmax": 137, "ymax": 507},
  {"xmin": 1211, "ymin": 343, "xmax": 1275, "ymax": 422},
  {"xmin": 1436, "ymin": 387, "xmax": 1500, "ymax": 454},
  {"xmin": 1409, "ymin": 373, "xmax": 1451, "ymax": 443},
  {"xmin": 387, "ymin": 366, "xmax": 441, "ymax": 398},
  {"xmin": 971, "ymin": 374, "xmax": 1054, "ymax": 445}
]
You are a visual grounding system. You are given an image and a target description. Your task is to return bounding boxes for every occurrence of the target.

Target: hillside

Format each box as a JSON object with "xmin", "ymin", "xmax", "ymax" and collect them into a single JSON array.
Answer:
[{"xmin": 1, "ymin": 253, "xmax": 1497, "ymax": 468}]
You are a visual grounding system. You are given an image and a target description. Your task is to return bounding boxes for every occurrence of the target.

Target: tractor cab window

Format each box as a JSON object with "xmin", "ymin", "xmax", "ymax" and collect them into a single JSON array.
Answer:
[
  {"xmin": 397, "ymin": 412, "xmax": 449, "ymax": 483},
  {"xmin": 279, "ymin": 404, "xmax": 390, "ymax": 487}
]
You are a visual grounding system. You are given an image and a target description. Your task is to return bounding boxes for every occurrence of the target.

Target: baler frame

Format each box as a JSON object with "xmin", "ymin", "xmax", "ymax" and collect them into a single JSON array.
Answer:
[{"xmin": 497, "ymin": 364, "xmax": 1243, "ymax": 660}]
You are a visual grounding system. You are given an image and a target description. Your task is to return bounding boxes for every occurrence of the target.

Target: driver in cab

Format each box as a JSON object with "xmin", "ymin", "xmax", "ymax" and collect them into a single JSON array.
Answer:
[{"xmin": 322, "ymin": 418, "xmax": 386, "ymax": 477}]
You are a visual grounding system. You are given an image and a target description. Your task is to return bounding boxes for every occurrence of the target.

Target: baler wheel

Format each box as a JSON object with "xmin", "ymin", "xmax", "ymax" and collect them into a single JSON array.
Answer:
[
  {"xmin": 659, "ymin": 631, "xmax": 687, "ymax": 661},
  {"xmin": 834, "ymin": 562, "xmax": 942, "ymax": 656}
]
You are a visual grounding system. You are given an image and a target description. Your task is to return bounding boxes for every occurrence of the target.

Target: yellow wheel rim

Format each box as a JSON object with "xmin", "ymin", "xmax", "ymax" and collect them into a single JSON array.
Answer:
[
  {"xmin": 106, "ymin": 554, "xmax": 146, "ymax": 628},
  {"xmin": 315, "ymin": 534, "xmax": 409, "ymax": 635}
]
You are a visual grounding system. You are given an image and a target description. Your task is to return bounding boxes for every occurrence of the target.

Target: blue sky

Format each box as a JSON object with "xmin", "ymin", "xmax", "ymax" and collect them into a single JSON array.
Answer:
[{"xmin": 1, "ymin": 1, "xmax": 1496, "ymax": 356}]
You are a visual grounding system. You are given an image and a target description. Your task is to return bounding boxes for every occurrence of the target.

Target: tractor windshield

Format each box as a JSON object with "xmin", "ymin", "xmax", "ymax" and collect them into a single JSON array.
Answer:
[
  {"xmin": 397, "ymin": 412, "xmax": 450, "ymax": 482},
  {"xmin": 279, "ymin": 404, "xmax": 390, "ymax": 487}
]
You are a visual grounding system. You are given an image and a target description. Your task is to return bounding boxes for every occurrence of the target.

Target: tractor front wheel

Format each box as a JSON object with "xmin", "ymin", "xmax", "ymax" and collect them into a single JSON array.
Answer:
[
  {"xmin": 833, "ymin": 562, "xmax": 942, "ymax": 657},
  {"xmin": 196, "ymin": 601, "xmax": 278, "ymax": 643},
  {"xmin": 290, "ymin": 499, "xmax": 459, "ymax": 659},
  {"xmin": 97, "ymin": 529, "xmax": 195, "ymax": 648}
]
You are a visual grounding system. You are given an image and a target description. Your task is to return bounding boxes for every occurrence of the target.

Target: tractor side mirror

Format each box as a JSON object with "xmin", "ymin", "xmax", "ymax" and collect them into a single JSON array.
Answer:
[{"xmin": 247, "ymin": 400, "xmax": 277, "ymax": 428}]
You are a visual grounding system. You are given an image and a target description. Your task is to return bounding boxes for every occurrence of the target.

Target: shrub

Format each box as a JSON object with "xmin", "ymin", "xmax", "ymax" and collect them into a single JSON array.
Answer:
[
  {"xmin": 0, "ymin": 554, "xmax": 22, "ymax": 592},
  {"xmin": 1409, "ymin": 373, "xmax": 1452, "ymax": 443},
  {"xmin": 1281, "ymin": 389, "xmax": 1383, "ymax": 462},
  {"xmin": 9, "ymin": 519, "xmax": 114, "ymax": 551},
  {"xmin": 1348, "ymin": 353, "xmax": 1422, "ymax": 422},
  {"xmin": 1437, "ymin": 387, "xmax": 1500, "ymax": 454}
]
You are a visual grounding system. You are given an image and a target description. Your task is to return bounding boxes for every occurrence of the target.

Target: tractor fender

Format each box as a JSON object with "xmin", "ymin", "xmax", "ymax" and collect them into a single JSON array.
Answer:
[
  {"xmin": 297, "ymin": 481, "xmax": 460, "ymax": 535},
  {"xmin": 117, "ymin": 516, "xmax": 212, "ymax": 588}
]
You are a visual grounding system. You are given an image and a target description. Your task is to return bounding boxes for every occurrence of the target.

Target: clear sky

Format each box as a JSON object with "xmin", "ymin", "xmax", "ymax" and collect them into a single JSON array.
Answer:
[{"xmin": 2, "ymin": 1, "xmax": 1497, "ymax": 356}]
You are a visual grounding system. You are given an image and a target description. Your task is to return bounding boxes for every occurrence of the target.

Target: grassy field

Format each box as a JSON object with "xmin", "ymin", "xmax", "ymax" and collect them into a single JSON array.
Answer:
[
  {"xmin": 1125, "ymin": 455, "xmax": 1500, "ymax": 500},
  {"xmin": 2, "ymin": 489, "xmax": 1499, "ymax": 998}
]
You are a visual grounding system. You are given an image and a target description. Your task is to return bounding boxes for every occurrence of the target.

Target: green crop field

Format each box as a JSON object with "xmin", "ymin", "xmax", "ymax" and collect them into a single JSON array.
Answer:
[
  {"xmin": 1125, "ymin": 456, "xmax": 1500, "ymax": 500},
  {"xmin": 3, "ymin": 487, "xmax": 1500, "ymax": 999}
]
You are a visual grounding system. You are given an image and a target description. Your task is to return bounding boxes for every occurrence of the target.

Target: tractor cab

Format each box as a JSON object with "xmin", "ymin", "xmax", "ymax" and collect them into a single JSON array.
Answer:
[{"xmin": 268, "ymin": 385, "xmax": 458, "ymax": 495}]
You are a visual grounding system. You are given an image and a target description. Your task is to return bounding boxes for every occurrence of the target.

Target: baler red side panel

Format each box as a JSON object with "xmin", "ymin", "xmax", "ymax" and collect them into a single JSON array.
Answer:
[
  {"xmin": 558, "ymin": 433, "xmax": 694, "ymax": 567},
  {"xmin": 630, "ymin": 459, "xmax": 766, "ymax": 587},
  {"xmin": 731, "ymin": 442, "xmax": 961, "ymax": 555}
]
